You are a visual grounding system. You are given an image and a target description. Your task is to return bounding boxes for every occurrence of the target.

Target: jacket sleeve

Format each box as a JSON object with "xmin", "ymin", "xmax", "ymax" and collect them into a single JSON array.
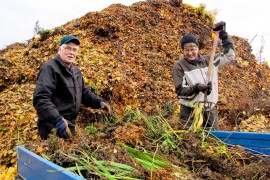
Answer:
[
  {"xmin": 213, "ymin": 35, "xmax": 235, "ymax": 68},
  {"xmin": 172, "ymin": 62, "xmax": 198, "ymax": 99},
  {"xmin": 81, "ymin": 78, "xmax": 105, "ymax": 109},
  {"xmin": 33, "ymin": 65, "xmax": 60, "ymax": 121}
]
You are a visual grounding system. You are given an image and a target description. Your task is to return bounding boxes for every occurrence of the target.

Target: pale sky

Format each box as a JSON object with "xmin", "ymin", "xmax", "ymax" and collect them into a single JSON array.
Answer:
[{"xmin": 0, "ymin": 0, "xmax": 269, "ymax": 63}]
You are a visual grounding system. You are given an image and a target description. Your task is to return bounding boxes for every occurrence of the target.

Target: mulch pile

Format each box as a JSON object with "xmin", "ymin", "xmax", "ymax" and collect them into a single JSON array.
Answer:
[{"xmin": 0, "ymin": 0, "xmax": 269, "ymax": 179}]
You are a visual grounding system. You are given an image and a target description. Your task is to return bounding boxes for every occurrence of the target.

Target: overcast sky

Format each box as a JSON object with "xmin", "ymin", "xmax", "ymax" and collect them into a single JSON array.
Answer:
[{"xmin": 0, "ymin": 0, "xmax": 269, "ymax": 63}]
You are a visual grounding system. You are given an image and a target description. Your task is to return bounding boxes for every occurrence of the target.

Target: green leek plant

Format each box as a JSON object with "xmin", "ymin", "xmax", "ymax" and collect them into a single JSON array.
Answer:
[
  {"xmin": 125, "ymin": 145, "xmax": 171, "ymax": 171},
  {"xmin": 62, "ymin": 148, "xmax": 141, "ymax": 180}
]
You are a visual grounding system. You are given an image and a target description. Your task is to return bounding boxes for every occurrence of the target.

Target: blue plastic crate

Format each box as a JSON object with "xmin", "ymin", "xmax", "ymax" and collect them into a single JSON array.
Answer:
[{"xmin": 17, "ymin": 146, "xmax": 85, "ymax": 180}]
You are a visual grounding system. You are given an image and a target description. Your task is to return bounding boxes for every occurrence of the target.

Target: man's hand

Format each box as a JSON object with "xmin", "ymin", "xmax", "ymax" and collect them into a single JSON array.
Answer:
[
  {"xmin": 52, "ymin": 116, "xmax": 74, "ymax": 139},
  {"xmin": 206, "ymin": 81, "xmax": 212, "ymax": 95},
  {"xmin": 195, "ymin": 82, "xmax": 212, "ymax": 95},
  {"xmin": 100, "ymin": 102, "xmax": 112, "ymax": 114}
]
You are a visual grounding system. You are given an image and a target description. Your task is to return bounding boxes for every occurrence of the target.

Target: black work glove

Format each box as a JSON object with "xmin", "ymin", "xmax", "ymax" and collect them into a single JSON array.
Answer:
[
  {"xmin": 213, "ymin": 21, "xmax": 228, "ymax": 40},
  {"xmin": 100, "ymin": 101, "xmax": 113, "ymax": 114},
  {"xmin": 195, "ymin": 82, "xmax": 212, "ymax": 95},
  {"xmin": 52, "ymin": 116, "xmax": 74, "ymax": 139}
]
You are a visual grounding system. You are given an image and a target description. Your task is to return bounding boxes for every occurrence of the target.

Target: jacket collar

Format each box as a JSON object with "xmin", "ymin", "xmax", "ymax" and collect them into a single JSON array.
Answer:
[
  {"xmin": 184, "ymin": 54, "xmax": 204, "ymax": 64},
  {"xmin": 54, "ymin": 54, "xmax": 75, "ymax": 76}
]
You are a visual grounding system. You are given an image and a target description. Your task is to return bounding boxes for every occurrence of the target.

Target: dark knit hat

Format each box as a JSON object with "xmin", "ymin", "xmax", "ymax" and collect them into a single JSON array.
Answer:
[
  {"xmin": 60, "ymin": 35, "xmax": 80, "ymax": 46},
  {"xmin": 180, "ymin": 33, "xmax": 199, "ymax": 49}
]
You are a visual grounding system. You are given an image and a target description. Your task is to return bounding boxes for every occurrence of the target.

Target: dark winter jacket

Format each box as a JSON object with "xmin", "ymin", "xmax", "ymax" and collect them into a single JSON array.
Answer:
[
  {"xmin": 172, "ymin": 36, "xmax": 235, "ymax": 108},
  {"xmin": 33, "ymin": 54, "xmax": 104, "ymax": 122}
]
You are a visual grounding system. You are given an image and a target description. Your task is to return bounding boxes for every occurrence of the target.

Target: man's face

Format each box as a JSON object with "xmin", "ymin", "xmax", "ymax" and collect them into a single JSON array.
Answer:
[
  {"xmin": 59, "ymin": 42, "xmax": 79, "ymax": 67},
  {"xmin": 183, "ymin": 44, "xmax": 198, "ymax": 61}
]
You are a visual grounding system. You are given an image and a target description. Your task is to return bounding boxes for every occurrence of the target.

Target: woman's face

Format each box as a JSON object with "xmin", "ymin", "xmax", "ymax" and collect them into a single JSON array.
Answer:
[{"xmin": 183, "ymin": 44, "xmax": 198, "ymax": 61}]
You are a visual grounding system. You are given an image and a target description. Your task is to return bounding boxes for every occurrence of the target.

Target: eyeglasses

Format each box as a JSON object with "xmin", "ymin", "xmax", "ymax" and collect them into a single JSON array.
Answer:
[
  {"xmin": 61, "ymin": 44, "xmax": 79, "ymax": 53},
  {"xmin": 183, "ymin": 48, "xmax": 198, "ymax": 53}
]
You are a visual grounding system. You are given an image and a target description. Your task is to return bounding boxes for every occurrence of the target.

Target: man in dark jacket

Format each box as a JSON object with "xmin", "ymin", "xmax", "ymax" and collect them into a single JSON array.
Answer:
[
  {"xmin": 33, "ymin": 35, "xmax": 111, "ymax": 140},
  {"xmin": 172, "ymin": 22, "xmax": 235, "ymax": 130}
]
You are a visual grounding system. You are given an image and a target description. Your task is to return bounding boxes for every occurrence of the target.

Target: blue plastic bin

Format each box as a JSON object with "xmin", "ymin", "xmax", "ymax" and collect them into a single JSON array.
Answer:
[
  {"xmin": 17, "ymin": 146, "xmax": 85, "ymax": 180},
  {"xmin": 210, "ymin": 131, "xmax": 270, "ymax": 155}
]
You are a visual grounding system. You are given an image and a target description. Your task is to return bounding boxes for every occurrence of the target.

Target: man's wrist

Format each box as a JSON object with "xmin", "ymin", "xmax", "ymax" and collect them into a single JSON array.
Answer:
[{"xmin": 100, "ymin": 102, "xmax": 105, "ymax": 109}]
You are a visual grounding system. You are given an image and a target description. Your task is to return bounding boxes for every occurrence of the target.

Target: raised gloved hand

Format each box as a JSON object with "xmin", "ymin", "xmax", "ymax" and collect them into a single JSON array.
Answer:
[
  {"xmin": 100, "ymin": 102, "xmax": 113, "ymax": 114},
  {"xmin": 195, "ymin": 82, "xmax": 212, "ymax": 95},
  {"xmin": 52, "ymin": 116, "xmax": 74, "ymax": 139},
  {"xmin": 213, "ymin": 21, "xmax": 226, "ymax": 32},
  {"xmin": 213, "ymin": 21, "xmax": 228, "ymax": 40}
]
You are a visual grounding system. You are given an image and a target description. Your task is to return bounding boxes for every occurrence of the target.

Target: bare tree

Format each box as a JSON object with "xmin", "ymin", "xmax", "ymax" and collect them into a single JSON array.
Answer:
[
  {"xmin": 257, "ymin": 36, "xmax": 265, "ymax": 64},
  {"xmin": 33, "ymin": 21, "xmax": 44, "ymax": 37}
]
